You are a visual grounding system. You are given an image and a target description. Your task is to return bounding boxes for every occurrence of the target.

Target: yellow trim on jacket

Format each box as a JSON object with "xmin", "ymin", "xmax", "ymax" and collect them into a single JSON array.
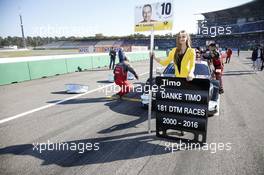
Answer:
[{"xmin": 159, "ymin": 47, "xmax": 196, "ymax": 78}]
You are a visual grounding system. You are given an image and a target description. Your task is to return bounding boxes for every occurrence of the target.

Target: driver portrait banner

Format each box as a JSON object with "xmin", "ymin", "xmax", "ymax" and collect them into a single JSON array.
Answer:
[{"xmin": 134, "ymin": 1, "xmax": 173, "ymax": 32}]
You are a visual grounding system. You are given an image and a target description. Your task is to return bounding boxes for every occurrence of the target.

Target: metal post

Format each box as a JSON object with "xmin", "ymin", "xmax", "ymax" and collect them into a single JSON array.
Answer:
[
  {"xmin": 148, "ymin": 26, "xmax": 154, "ymax": 134},
  {"xmin": 19, "ymin": 14, "xmax": 26, "ymax": 48}
]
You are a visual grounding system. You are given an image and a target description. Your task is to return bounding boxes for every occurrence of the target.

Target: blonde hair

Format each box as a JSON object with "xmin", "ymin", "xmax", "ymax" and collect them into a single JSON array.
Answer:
[{"xmin": 174, "ymin": 30, "xmax": 192, "ymax": 63}]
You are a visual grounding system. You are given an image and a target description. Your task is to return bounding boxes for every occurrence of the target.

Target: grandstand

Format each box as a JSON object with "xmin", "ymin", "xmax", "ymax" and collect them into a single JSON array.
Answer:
[{"xmin": 195, "ymin": 0, "xmax": 264, "ymax": 49}]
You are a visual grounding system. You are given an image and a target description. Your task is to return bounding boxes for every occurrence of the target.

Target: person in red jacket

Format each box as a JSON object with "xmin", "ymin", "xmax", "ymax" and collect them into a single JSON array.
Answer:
[
  {"xmin": 113, "ymin": 56, "xmax": 139, "ymax": 98},
  {"xmin": 209, "ymin": 43, "xmax": 224, "ymax": 94},
  {"xmin": 225, "ymin": 48, "xmax": 233, "ymax": 64}
]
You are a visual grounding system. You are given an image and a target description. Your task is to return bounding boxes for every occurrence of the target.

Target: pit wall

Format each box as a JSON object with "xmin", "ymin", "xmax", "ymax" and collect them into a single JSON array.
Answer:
[{"xmin": 0, "ymin": 51, "xmax": 166, "ymax": 85}]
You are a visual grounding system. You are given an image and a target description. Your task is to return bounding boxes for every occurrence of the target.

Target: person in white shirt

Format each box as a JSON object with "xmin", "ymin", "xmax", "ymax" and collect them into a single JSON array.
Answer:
[{"xmin": 252, "ymin": 45, "xmax": 263, "ymax": 72}]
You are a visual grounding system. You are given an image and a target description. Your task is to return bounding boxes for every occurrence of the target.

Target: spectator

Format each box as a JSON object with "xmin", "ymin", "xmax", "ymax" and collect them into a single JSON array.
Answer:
[
  {"xmin": 196, "ymin": 49, "xmax": 201, "ymax": 60},
  {"xmin": 109, "ymin": 47, "xmax": 116, "ymax": 70},
  {"xmin": 252, "ymin": 45, "xmax": 263, "ymax": 72},
  {"xmin": 118, "ymin": 48, "xmax": 125, "ymax": 63},
  {"xmin": 225, "ymin": 48, "xmax": 232, "ymax": 64}
]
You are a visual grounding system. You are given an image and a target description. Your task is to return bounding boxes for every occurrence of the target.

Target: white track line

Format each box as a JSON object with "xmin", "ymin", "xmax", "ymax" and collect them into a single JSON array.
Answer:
[{"xmin": 0, "ymin": 72, "xmax": 149, "ymax": 124}]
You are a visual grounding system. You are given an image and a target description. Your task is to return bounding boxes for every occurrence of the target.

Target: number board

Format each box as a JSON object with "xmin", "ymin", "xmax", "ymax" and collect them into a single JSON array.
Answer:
[
  {"xmin": 134, "ymin": 1, "xmax": 173, "ymax": 32},
  {"xmin": 155, "ymin": 77, "xmax": 210, "ymax": 143}
]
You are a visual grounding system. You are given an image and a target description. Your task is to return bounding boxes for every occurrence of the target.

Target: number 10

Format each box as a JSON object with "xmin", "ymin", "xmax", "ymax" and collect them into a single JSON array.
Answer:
[{"xmin": 161, "ymin": 2, "xmax": 172, "ymax": 15}]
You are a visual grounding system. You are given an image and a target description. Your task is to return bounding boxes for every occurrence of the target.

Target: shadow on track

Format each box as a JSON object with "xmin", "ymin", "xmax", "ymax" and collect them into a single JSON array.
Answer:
[
  {"xmin": 0, "ymin": 132, "xmax": 177, "ymax": 167},
  {"xmin": 47, "ymin": 92, "xmax": 151, "ymax": 134}
]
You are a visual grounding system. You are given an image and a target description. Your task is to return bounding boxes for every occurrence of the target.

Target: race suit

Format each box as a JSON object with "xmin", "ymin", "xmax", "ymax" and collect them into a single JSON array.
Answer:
[{"xmin": 114, "ymin": 62, "xmax": 138, "ymax": 96}]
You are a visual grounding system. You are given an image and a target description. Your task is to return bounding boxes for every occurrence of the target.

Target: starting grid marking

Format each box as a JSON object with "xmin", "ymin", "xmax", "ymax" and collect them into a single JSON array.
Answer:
[{"xmin": 106, "ymin": 96, "xmax": 141, "ymax": 102}]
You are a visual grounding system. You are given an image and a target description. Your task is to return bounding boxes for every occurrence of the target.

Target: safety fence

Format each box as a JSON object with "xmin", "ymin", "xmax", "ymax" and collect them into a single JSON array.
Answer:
[{"xmin": 0, "ymin": 51, "xmax": 166, "ymax": 85}]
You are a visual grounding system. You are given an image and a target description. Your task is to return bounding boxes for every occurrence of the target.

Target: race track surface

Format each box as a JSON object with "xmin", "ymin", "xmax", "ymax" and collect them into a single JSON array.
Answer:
[{"xmin": 0, "ymin": 52, "xmax": 263, "ymax": 175}]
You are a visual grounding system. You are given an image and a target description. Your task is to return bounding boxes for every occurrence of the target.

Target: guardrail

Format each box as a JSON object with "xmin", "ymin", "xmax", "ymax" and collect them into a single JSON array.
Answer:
[{"xmin": 0, "ymin": 51, "xmax": 166, "ymax": 85}]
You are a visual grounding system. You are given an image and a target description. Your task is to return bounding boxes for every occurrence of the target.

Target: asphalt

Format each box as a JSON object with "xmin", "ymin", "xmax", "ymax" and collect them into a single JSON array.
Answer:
[{"xmin": 0, "ymin": 52, "xmax": 263, "ymax": 175}]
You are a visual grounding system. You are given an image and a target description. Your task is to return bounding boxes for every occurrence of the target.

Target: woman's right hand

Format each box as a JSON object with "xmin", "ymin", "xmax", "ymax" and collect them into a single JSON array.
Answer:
[
  {"xmin": 149, "ymin": 52, "xmax": 155, "ymax": 58},
  {"xmin": 186, "ymin": 73, "xmax": 194, "ymax": 81}
]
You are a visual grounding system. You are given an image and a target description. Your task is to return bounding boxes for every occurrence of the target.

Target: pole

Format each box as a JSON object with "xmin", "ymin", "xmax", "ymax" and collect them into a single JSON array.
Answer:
[
  {"xmin": 19, "ymin": 14, "xmax": 26, "ymax": 48},
  {"xmin": 148, "ymin": 26, "xmax": 154, "ymax": 134}
]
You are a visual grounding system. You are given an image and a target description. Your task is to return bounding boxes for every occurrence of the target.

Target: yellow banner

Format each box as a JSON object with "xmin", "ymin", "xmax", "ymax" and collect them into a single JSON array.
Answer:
[{"xmin": 135, "ymin": 21, "xmax": 173, "ymax": 32}]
